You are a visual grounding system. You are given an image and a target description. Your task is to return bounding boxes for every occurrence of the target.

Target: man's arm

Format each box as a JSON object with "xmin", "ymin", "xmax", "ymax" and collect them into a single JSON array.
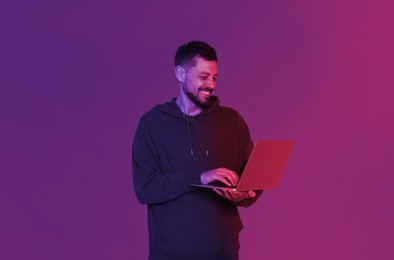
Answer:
[
  {"xmin": 132, "ymin": 120, "xmax": 201, "ymax": 205},
  {"xmin": 132, "ymin": 119, "xmax": 240, "ymax": 205}
]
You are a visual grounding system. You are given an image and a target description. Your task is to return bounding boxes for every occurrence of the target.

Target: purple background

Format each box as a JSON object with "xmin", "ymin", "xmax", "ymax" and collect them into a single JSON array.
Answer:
[{"xmin": 1, "ymin": 0, "xmax": 393, "ymax": 259}]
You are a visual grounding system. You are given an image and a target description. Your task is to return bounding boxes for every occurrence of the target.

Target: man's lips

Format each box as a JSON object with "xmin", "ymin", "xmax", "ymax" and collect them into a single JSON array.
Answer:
[{"xmin": 199, "ymin": 88, "xmax": 213, "ymax": 95}]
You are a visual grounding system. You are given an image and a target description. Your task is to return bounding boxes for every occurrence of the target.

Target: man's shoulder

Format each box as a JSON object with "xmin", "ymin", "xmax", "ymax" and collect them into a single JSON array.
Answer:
[
  {"xmin": 216, "ymin": 105, "xmax": 245, "ymax": 120},
  {"xmin": 218, "ymin": 105, "xmax": 240, "ymax": 114},
  {"xmin": 138, "ymin": 105, "xmax": 162, "ymax": 125},
  {"xmin": 141, "ymin": 105, "xmax": 161, "ymax": 118},
  {"xmin": 138, "ymin": 98, "xmax": 178, "ymax": 124}
]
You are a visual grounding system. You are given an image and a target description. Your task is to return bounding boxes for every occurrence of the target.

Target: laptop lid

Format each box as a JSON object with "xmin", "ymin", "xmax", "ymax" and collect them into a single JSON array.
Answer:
[{"xmin": 236, "ymin": 140, "xmax": 295, "ymax": 191}]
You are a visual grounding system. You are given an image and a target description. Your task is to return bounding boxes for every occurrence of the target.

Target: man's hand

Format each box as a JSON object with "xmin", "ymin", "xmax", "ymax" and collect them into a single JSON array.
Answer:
[
  {"xmin": 200, "ymin": 168, "xmax": 256, "ymax": 203},
  {"xmin": 213, "ymin": 189, "xmax": 256, "ymax": 203},
  {"xmin": 200, "ymin": 167, "xmax": 239, "ymax": 187}
]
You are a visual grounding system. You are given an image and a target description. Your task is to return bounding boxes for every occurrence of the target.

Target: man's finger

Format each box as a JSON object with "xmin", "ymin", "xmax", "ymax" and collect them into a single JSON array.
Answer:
[
  {"xmin": 227, "ymin": 190, "xmax": 239, "ymax": 200},
  {"xmin": 216, "ymin": 176, "xmax": 232, "ymax": 187},
  {"xmin": 215, "ymin": 171, "xmax": 235, "ymax": 186},
  {"xmin": 223, "ymin": 169, "xmax": 239, "ymax": 182},
  {"xmin": 248, "ymin": 190, "xmax": 256, "ymax": 198},
  {"xmin": 213, "ymin": 189, "xmax": 227, "ymax": 198},
  {"xmin": 218, "ymin": 168, "xmax": 239, "ymax": 186}
]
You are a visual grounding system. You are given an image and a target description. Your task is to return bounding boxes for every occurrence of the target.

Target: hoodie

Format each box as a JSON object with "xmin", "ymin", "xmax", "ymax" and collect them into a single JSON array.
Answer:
[{"xmin": 132, "ymin": 96, "xmax": 260, "ymax": 258}]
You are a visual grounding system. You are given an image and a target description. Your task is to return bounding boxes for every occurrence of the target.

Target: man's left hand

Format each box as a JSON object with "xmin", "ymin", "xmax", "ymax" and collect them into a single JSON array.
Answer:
[{"xmin": 213, "ymin": 189, "xmax": 256, "ymax": 203}]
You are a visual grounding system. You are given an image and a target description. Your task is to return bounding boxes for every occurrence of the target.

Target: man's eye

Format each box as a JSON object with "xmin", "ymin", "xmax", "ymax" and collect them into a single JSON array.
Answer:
[{"xmin": 200, "ymin": 77, "xmax": 208, "ymax": 80}]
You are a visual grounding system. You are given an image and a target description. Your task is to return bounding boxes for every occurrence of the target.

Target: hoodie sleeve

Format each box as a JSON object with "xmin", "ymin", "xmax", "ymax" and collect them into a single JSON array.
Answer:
[{"xmin": 132, "ymin": 117, "xmax": 201, "ymax": 205}]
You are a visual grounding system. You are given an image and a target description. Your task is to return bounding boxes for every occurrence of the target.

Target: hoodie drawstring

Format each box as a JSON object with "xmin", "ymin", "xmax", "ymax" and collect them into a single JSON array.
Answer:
[
  {"xmin": 184, "ymin": 114, "xmax": 194, "ymax": 155},
  {"xmin": 199, "ymin": 116, "xmax": 209, "ymax": 156},
  {"xmin": 184, "ymin": 114, "xmax": 209, "ymax": 157}
]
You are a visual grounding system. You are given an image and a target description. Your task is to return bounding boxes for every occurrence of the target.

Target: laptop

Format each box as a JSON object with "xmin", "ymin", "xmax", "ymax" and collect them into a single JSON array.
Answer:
[{"xmin": 191, "ymin": 140, "xmax": 295, "ymax": 191}]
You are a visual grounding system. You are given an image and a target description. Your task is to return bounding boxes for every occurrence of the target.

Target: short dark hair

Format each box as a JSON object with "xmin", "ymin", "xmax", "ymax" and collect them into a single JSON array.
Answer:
[{"xmin": 174, "ymin": 41, "xmax": 217, "ymax": 68}]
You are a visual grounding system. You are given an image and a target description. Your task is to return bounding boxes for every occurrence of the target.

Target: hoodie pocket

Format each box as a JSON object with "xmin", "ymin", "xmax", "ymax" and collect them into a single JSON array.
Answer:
[
  {"xmin": 153, "ymin": 191, "xmax": 243, "ymax": 254},
  {"xmin": 151, "ymin": 201, "xmax": 175, "ymax": 230}
]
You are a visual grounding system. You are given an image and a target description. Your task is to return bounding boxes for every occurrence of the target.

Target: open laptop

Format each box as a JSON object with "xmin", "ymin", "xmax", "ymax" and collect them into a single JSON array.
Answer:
[{"xmin": 191, "ymin": 140, "xmax": 295, "ymax": 191}]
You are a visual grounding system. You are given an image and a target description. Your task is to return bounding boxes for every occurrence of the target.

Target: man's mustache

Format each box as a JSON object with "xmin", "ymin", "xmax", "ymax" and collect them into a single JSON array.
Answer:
[{"xmin": 198, "ymin": 87, "xmax": 213, "ymax": 93}]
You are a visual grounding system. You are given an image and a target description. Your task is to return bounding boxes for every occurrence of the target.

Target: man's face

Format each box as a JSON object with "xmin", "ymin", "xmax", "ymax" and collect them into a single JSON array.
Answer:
[{"xmin": 181, "ymin": 56, "xmax": 218, "ymax": 108}]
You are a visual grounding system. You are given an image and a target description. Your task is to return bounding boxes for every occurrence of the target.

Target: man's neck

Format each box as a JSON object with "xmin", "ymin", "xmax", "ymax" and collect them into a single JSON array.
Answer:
[{"xmin": 176, "ymin": 94, "xmax": 202, "ymax": 116}]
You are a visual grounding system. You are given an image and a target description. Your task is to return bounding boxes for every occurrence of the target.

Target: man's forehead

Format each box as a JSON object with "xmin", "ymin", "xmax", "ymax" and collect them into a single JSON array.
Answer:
[{"xmin": 193, "ymin": 57, "xmax": 218, "ymax": 73}]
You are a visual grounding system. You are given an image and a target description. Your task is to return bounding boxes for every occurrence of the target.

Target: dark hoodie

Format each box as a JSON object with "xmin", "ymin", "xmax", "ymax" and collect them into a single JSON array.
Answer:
[{"xmin": 132, "ymin": 96, "xmax": 260, "ymax": 259}]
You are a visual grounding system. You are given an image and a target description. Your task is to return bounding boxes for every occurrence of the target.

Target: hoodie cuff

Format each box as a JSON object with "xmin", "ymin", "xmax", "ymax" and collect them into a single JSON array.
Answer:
[{"xmin": 189, "ymin": 170, "xmax": 202, "ymax": 184}]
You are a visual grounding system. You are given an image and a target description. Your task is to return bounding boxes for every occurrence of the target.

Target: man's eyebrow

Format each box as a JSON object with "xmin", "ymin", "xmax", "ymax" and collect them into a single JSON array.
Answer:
[{"xmin": 200, "ymin": 72, "xmax": 219, "ymax": 76}]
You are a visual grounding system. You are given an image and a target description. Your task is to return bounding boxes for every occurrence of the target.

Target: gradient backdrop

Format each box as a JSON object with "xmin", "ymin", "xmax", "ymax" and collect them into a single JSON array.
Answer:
[{"xmin": 1, "ymin": 0, "xmax": 393, "ymax": 259}]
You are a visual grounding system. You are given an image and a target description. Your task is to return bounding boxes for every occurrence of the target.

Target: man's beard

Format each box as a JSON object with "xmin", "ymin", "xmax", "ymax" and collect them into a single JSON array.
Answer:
[{"xmin": 182, "ymin": 84, "xmax": 211, "ymax": 109}]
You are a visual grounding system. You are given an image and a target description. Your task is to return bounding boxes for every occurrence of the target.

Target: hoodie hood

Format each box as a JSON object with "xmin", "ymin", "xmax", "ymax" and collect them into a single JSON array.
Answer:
[
  {"xmin": 154, "ymin": 95, "xmax": 221, "ymax": 118},
  {"xmin": 153, "ymin": 96, "xmax": 220, "ymax": 156}
]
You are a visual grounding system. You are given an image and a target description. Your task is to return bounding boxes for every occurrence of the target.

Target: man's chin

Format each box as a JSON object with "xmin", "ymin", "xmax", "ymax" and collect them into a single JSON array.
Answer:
[
  {"xmin": 197, "ymin": 98, "xmax": 210, "ymax": 108},
  {"xmin": 185, "ymin": 92, "xmax": 210, "ymax": 108}
]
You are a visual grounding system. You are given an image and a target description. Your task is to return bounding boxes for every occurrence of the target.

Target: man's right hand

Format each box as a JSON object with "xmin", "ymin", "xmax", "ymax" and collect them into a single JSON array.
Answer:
[{"xmin": 200, "ymin": 168, "xmax": 239, "ymax": 187}]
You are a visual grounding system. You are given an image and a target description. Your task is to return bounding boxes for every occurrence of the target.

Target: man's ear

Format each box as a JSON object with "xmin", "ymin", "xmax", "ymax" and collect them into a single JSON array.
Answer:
[{"xmin": 175, "ymin": 65, "xmax": 185, "ymax": 82}]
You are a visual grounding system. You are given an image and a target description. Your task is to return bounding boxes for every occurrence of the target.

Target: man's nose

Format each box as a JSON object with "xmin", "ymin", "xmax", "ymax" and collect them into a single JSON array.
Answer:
[{"xmin": 207, "ymin": 78, "xmax": 216, "ymax": 89}]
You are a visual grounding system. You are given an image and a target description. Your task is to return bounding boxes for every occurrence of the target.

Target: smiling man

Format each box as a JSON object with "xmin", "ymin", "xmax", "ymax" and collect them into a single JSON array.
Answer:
[{"xmin": 132, "ymin": 41, "xmax": 262, "ymax": 260}]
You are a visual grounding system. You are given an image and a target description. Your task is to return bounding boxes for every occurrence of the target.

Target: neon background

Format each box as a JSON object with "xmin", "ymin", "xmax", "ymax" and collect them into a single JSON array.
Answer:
[{"xmin": 1, "ymin": 0, "xmax": 393, "ymax": 259}]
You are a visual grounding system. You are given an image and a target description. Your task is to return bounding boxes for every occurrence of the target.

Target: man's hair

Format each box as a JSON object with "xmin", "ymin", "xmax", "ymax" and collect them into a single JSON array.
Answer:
[{"xmin": 174, "ymin": 41, "xmax": 217, "ymax": 68}]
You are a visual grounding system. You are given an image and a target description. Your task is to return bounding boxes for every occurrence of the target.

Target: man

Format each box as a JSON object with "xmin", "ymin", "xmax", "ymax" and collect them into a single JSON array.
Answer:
[{"xmin": 132, "ymin": 41, "xmax": 262, "ymax": 259}]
